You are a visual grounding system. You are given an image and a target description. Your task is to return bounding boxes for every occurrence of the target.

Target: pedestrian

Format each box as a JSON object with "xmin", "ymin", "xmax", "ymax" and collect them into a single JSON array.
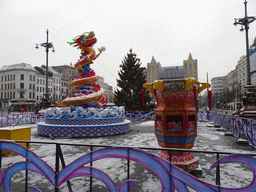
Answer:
[
  {"xmin": 206, "ymin": 107, "xmax": 210, "ymax": 120},
  {"xmin": 21, "ymin": 107, "xmax": 24, "ymax": 114}
]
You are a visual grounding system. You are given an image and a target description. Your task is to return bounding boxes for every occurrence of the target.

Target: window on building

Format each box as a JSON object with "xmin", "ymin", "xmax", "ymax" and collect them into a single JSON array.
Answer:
[
  {"xmin": 33, "ymin": 76, "xmax": 35, "ymax": 81},
  {"xmin": 30, "ymin": 75, "xmax": 32, "ymax": 81},
  {"xmin": 13, "ymin": 83, "xmax": 15, "ymax": 89},
  {"xmin": 5, "ymin": 75, "xmax": 6, "ymax": 81},
  {"xmin": 7, "ymin": 92, "xmax": 9, "ymax": 99},
  {"xmin": 0, "ymin": 92, "xmax": 2, "ymax": 99},
  {"xmin": 1, "ymin": 84, "xmax": 2, "ymax": 90},
  {"xmin": 20, "ymin": 83, "xmax": 24, "ymax": 89},
  {"xmin": 33, "ymin": 92, "xmax": 35, "ymax": 99},
  {"xmin": 10, "ymin": 75, "xmax": 12, "ymax": 81},
  {"xmin": 13, "ymin": 92, "xmax": 15, "ymax": 99},
  {"xmin": 29, "ymin": 92, "xmax": 31, "ymax": 98},
  {"xmin": 37, "ymin": 79, "xmax": 39, "ymax": 84},
  {"xmin": 10, "ymin": 92, "xmax": 12, "ymax": 99},
  {"xmin": 33, "ymin": 84, "xmax": 35, "ymax": 90},
  {"xmin": 13, "ymin": 74, "xmax": 15, "ymax": 80},
  {"xmin": 29, "ymin": 83, "xmax": 32, "ymax": 89},
  {"xmin": 37, "ymin": 87, "xmax": 39, "ymax": 92},
  {"xmin": 10, "ymin": 83, "xmax": 12, "ymax": 89},
  {"xmin": 20, "ymin": 74, "xmax": 24, "ymax": 80},
  {"xmin": 5, "ymin": 84, "xmax": 6, "ymax": 90},
  {"xmin": 20, "ymin": 92, "xmax": 24, "ymax": 98},
  {"xmin": 7, "ymin": 84, "xmax": 9, "ymax": 89},
  {"xmin": 40, "ymin": 87, "xmax": 42, "ymax": 92},
  {"xmin": 4, "ymin": 92, "xmax": 6, "ymax": 99}
]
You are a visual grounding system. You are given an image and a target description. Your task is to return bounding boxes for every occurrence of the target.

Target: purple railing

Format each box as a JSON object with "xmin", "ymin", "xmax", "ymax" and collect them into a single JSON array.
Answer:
[
  {"xmin": 0, "ymin": 140, "xmax": 256, "ymax": 192},
  {"xmin": 198, "ymin": 111, "xmax": 256, "ymax": 147},
  {"xmin": 0, "ymin": 113, "xmax": 45, "ymax": 126},
  {"xmin": 125, "ymin": 111, "xmax": 155, "ymax": 121}
]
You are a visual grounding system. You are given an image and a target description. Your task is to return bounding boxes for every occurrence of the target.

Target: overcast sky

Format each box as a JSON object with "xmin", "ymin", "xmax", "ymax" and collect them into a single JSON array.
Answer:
[{"xmin": 1, "ymin": 0, "xmax": 256, "ymax": 89}]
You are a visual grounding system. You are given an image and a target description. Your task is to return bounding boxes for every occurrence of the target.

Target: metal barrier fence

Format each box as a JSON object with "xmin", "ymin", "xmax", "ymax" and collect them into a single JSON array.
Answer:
[
  {"xmin": 125, "ymin": 111, "xmax": 155, "ymax": 121},
  {"xmin": 0, "ymin": 140, "xmax": 256, "ymax": 191},
  {"xmin": 0, "ymin": 113, "xmax": 45, "ymax": 127},
  {"xmin": 198, "ymin": 111, "xmax": 256, "ymax": 147}
]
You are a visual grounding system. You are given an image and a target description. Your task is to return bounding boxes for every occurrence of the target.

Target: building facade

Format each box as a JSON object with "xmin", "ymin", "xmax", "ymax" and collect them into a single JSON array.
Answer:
[
  {"xmin": 237, "ymin": 55, "xmax": 247, "ymax": 92},
  {"xmin": 211, "ymin": 76, "xmax": 226, "ymax": 108},
  {"xmin": 160, "ymin": 66, "xmax": 184, "ymax": 80},
  {"xmin": 51, "ymin": 65, "xmax": 77, "ymax": 98},
  {"xmin": 147, "ymin": 56, "xmax": 161, "ymax": 83},
  {"xmin": 147, "ymin": 53, "xmax": 198, "ymax": 82},
  {"xmin": 0, "ymin": 63, "xmax": 114, "ymax": 112},
  {"xmin": 211, "ymin": 76, "xmax": 226, "ymax": 94},
  {"xmin": 183, "ymin": 53, "xmax": 198, "ymax": 81},
  {"xmin": 98, "ymin": 76, "xmax": 114, "ymax": 103},
  {"xmin": 0, "ymin": 63, "xmax": 39, "ymax": 111}
]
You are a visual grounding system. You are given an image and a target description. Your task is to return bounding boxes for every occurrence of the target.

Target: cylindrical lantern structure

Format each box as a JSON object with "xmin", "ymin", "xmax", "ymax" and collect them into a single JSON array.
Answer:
[{"xmin": 143, "ymin": 78, "xmax": 211, "ymax": 172}]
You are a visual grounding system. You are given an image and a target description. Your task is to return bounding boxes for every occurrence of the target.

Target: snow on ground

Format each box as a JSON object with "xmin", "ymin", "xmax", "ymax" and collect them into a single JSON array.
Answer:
[{"xmin": 0, "ymin": 120, "xmax": 256, "ymax": 191}]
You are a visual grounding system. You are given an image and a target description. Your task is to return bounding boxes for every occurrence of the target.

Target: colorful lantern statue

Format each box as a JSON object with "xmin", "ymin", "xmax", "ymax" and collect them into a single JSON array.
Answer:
[{"xmin": 143, "ymin": 78, "xmax": 210, "ymax": 172}]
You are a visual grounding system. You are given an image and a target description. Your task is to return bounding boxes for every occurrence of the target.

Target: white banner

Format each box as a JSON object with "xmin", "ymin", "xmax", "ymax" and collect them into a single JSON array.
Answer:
[{"xmin": 250, "ymin": 52, "xmax": 256, "ymax": 73}]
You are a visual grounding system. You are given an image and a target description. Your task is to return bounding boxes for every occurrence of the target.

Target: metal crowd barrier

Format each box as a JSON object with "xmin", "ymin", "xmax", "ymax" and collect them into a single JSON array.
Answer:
[{"xmin": 198, "ymin": 111, "xmax": 256, "ymax": 147}]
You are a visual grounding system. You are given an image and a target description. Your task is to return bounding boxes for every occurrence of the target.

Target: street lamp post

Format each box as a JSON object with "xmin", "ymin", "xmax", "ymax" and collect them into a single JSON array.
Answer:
[
  {"xmin": 36, "ymin": 29, "xmax": 55, "ymax": 109},
  {"xmin": 233, "ymin": 0, "xmax": 256, "ymax": 118},
  {"xmin": 233, "ymin": 0, "xmax": 255, "ymax": 85}
]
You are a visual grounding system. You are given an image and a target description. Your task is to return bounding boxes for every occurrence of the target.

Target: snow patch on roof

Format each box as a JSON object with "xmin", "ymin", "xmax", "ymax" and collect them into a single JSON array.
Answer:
[{"xmin": 0, "ymin": 63, "xmax": 36, "ymax": 71}]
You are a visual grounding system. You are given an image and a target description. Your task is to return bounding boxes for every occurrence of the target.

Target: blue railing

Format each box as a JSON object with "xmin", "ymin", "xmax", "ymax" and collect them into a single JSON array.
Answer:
[{"xmin": 1, "ymin": 140, "xmax": 256, "ymax": 191}]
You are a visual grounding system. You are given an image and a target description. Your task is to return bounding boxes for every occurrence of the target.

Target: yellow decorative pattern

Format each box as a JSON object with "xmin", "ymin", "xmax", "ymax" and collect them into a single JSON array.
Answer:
[
  {"xmin": 198, "ymin": 82, "xmax": 211, "ymax": 93},
  {"xmin": 143, "ymin": 83, "xmax": 153, "ymax": 93},
  {"xmin": 184, "ymin": 78, "xmax": 196, "ymax": 91},
  {"xmin": 153, "ymin": 80, "xmax": 163, "ymax": 92}
]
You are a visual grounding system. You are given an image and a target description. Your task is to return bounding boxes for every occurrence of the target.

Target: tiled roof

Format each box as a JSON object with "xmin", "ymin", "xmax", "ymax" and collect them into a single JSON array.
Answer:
[{"xmin": 0, "ymin": 63, "xmax": 36, "ymax": 71}]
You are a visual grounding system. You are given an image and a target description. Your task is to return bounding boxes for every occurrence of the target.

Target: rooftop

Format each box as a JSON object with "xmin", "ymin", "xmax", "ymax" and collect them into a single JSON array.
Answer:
[{"xmin": 0, "ymin": 63, "xmax": 36, "ymax": 72}]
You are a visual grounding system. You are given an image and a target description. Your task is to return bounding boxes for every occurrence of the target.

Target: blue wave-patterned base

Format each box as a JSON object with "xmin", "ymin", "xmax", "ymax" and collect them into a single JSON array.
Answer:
[
  {"xmin": 37, "ymin": 120, "xmax": 131, "ymax": 138},
  {"xmin": 1, "ymin": 141, "xmax": 256, "ymax": 192},
  {"xmin": 45, "ymin": 117, "xmax": 125, "ymax": 125}
]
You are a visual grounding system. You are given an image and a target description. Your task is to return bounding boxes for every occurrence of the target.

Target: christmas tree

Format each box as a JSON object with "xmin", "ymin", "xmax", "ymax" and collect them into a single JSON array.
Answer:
[{"xmin": 114, "ymin": 49, "xmax": 154, "ymax": 112}]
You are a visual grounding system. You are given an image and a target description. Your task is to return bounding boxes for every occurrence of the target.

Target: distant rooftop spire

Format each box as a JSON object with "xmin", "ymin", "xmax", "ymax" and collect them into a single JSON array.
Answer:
[
  {"xmin": 188, "ymin": 53, "xmax": 193, "ymax": 60},
  {"xmin": 151, "ymin": 56, "xmax": 156, "ymax": 63}
]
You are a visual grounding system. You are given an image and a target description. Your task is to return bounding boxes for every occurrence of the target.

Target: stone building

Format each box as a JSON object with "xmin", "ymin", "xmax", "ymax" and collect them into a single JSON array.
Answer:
[
  {"xmin": 146, "ymin": 56, "xmax": 161, "ymax": 83},
  {"xmin": 160, "ymin": 66, "xmax": 184, "ymax": 80},
  {"xmin": 146, "ymin": 53, "xmax": 198, "ymax": 82},
  {"xmin": 98, "ymin": 76, "xmax": 114, "ymax": 103},
  {"xmin": 51, "ymin": 64, "xmax": 77, "ymax": 98},
  {"xmin": 237, "ymin": 55, "xmax": 247, "ymax": 93},
  {"xmin": 183, "ymin": 53, "xmax": 198, "ymax": 81},
  {"xmin": 0, "ymin": 63, "xmax": 39, "ymax": 112}
]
